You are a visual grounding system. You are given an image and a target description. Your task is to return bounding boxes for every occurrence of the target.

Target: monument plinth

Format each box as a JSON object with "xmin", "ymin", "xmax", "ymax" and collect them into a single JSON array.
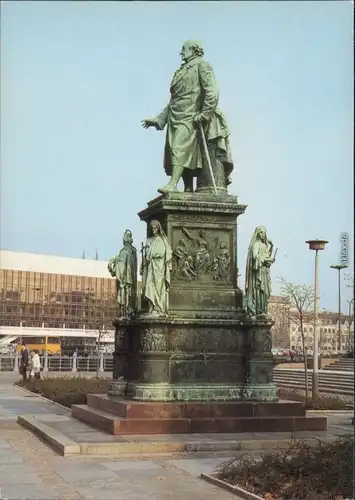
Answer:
[{"xmin": 105, "ymin": 192, "xmax": 275, "ymax": 403}]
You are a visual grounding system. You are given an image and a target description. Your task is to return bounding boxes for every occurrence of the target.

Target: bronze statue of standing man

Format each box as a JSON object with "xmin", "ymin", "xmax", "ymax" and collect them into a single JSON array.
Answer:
[
  {"xmin": 142, "ymin": 40, "xmax": 234, "ymax": 195},
  {"xmin": 108, "ymin": 230, "xmax": 138, "ymax": 319}
]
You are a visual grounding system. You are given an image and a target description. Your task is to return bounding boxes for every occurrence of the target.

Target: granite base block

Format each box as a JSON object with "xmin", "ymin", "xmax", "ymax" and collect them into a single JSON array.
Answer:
[{"xmin": 71, "ymin": 395, "xmax": 327, "ymax": 435}]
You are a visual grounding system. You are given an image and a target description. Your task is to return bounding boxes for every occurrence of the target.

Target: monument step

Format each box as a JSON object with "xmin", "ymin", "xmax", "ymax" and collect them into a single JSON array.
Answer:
[
  {"xmin": 86, "ymin": 394, "xmax": 306, "ymax": 419},
  {"xmin": 71, "ymin": 404, "xmax": 327, "ymax": 435}
]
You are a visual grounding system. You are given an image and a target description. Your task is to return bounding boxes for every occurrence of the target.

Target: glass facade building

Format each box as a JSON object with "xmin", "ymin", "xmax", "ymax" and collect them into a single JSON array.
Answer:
[{"xmin": 0, "ymin": 268, "xmax": 117, "ymax": 329}]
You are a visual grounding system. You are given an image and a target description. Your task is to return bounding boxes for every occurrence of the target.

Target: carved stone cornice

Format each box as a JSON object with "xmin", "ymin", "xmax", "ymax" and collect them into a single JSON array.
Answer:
[{"xmin": 138, "ymin": 193, "xmax": 247, "ymax": 220}]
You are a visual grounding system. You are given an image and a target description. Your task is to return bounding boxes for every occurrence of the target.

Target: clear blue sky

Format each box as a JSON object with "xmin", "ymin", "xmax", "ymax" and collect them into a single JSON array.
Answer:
[{"xmin": 1, "ymin": 1, "xmax": 353, "ymax": 312}]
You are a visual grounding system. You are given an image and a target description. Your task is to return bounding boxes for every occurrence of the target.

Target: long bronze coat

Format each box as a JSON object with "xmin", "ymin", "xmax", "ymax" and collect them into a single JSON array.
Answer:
[{"xmin": 155, "ymin": 56, "xmax": 233, "ymax": 180}]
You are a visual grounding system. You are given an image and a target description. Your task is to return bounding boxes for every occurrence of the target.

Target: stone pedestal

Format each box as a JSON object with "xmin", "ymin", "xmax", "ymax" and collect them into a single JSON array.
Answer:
[
  {"xmin": 72, "ymin": 191, "xmax": 327, "ymax": 434},
  {"xmin": 107, "ymin": 192, "xmax": 277, "ymax": 403},
  {"xmin": 109, "ymin": 315, "xmax": 276, "ymax": 402},
  {"xmin": 138, "ymin": 192, "xmax": 245, "ymax": 318}
]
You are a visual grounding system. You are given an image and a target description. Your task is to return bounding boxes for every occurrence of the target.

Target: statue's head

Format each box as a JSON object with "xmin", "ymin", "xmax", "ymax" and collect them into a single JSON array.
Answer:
[
  {"xmin": 150, "ymin": 220, "xmax": 162, "ymax": 237},
  {"xmin": 180, "ymin": 40, "xmax": 204, "ymax": 62},
  {"xmin": 179, "ymin": 238, "xmax": 186, "ymax": 246},
  {"xmin": 123, "ymin": 229, "xmax": 133, "ymax": 245},
  {"xmin": 220, "ymin": 242, "xmax": 227, "ymax": 249},
  {"xmin": 255, "ymin": 226, "xmax": 267, "ymax": 242}
]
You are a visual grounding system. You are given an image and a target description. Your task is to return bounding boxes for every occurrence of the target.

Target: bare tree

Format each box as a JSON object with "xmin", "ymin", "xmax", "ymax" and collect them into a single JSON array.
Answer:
[
  {"xmin": 279, "ymin": 278, "xmax": 314, "ymax": 403},
  {"xmin": 269, "ymin": 296, "xmax": 291, "ymax": 350},
  {"xmin": 86, "ymin": 290, "xmax": 117, "ymax": 377}
]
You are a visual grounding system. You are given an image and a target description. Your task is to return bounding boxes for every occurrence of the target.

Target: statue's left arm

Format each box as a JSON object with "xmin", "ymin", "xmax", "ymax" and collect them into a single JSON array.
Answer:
[{"xmin": 198, "ymin": 61, "xmax": 220, "ymax": 122}]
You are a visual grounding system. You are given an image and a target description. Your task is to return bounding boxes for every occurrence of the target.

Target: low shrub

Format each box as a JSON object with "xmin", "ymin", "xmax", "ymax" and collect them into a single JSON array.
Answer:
[
  {"xmin": 217, "ymin": 436, "xmax": 354, "ymax": 500},
  {"xmin": 277, "ymin": 388, "xmax": 353, "ymax": 410},
  {"xmin": 16, "ymin": 376, "xmax": 110, "ymax": 408}
]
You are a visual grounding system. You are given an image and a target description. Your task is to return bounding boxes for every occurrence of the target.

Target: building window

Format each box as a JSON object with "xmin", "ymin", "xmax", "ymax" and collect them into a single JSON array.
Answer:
[{"xmin": 6, "ymin": 290, "xmax": 20, "ymax": 300}]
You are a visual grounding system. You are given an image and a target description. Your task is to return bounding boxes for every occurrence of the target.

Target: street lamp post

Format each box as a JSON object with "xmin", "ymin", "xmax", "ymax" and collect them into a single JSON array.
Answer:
[
  {"xmin": 306, "ymin": 239, "xmax": 328, "ymax": 400},
  {"xmin": 330, "ymin": 264, "xmax": 348, "ymax": 354}
]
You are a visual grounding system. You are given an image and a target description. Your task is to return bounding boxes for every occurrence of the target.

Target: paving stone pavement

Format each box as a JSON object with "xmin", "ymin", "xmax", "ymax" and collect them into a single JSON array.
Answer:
[
  {"xmin": 1, "ymin": 379, "xmax": 353, "ymax": 500},
  {"xmin": 0, "ymin": 423, "xmax": 239, "ymax": 500},
  {"xmin": 0, "ymin": 380, "xmax": 240, "ymax": 500}
]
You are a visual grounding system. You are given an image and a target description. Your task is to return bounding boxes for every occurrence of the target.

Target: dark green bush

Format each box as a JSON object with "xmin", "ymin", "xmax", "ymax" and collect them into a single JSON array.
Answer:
[
  {"xmin": 16, "ymin": 376, "xmax": 110, "ymax": 408},
  {"xmin": 217, "ymin": 436, "xmax": 354, "ymax": 499}
]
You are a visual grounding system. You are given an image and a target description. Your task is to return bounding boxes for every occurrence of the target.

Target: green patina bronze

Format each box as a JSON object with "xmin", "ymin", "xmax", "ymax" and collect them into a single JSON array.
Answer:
[
  {"xmin": 109, "ymin": 45, "xmax": 279, "ymax": 404},
  {"xmin": 108, "ymin": 230, "xmax": 138, "ymax": 318},
  {"xmin": 141, "ymin": 220, "xmax": 173, "ymax": 317},
  {"xmin": 142, "ymin": 40, "xmax": 234, "ymax": 195},
  {"xmin": 244, "ymin": 226, "xmax": 276, "ymax": 317}
]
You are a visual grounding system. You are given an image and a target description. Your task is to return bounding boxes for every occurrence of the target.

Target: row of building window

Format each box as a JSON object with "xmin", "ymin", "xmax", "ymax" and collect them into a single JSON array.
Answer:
[
  {"xmin": 0, "ymin": 270, "xmax": 117, "ymax": 329},
  {"xmin": 291, "ymin": 325, "xmax": 351, "ymax": 333}
]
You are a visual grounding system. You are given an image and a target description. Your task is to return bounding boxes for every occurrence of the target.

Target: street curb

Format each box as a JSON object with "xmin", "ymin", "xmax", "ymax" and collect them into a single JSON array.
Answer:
[
  {"xmin": 16, "ymin": 413, "xmax": 306, "ymax": 457},
  {"xmin": 13, "ymin": 383, "xmax": 71, "ymax": 413},
  {"xmin": 18, "ymin": 415, "xmax": 81, "ymax": 456},
  {"xmin": 79, "ymin": 438, "xmax": 292, "ymax": 456},
  {"xmin": 201, "ymin": 473, "xmax": 263, "ymax": 499}
]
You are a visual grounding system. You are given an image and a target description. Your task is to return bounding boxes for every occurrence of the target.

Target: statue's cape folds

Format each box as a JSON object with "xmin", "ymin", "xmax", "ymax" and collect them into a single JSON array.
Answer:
[{"xmin": 206, "ymin": 109, "xmax": 233, "ymax": 183}]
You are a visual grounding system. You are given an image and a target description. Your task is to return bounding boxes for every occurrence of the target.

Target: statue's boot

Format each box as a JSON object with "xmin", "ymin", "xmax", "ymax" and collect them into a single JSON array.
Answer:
[{"xmin": 158, "ymin": 165, "xmax": 184, "ymax": 194}]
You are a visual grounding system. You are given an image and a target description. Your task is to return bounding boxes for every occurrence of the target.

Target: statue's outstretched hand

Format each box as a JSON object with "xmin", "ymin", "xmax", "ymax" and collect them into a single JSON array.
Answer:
[{"xmin": 142, "ymin": 118, "xmax": 158, "ymax": 129}]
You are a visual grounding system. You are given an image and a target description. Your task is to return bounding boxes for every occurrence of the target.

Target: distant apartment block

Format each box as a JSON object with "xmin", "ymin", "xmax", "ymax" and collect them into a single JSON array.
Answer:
[{"xmin": 268, "ymin": 295, "xmax": 353, "ymax": 353}]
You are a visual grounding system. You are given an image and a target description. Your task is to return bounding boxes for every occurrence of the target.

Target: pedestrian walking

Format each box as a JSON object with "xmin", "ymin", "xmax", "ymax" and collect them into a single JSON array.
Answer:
[
  {"xmin": 19, "ymin": 342, "xmax": 29, "ymax": 381},
  {"xmin": 30, "ymin": 350, "xmax": 41, "ymax": 380}
]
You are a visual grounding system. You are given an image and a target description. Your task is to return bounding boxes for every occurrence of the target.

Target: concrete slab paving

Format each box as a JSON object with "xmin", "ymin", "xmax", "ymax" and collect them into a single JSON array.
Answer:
[
  {"xmin": 0, "ymin": 382, "xmax": 69, "ymax": 422},
  {"xmin": 165, "ymin": 457, "xmax": 227, "ymax": 476},
  {"xmin": 1, "ymin": 378, "xmax": 353, "ymax": 500},
  {"xmin": 0, "ymin": 468, "xmax": 43, "ymax": 486},
  {"xmin": 103, "ymin": 460, "xmax": 169, "ymax": 471},
  {"xmin": 101, "ymin": 461, "xmax": 185, "ymax": 480},
  {"xmin": 0, "ymin": 485, "xmax": 59, "ymax": 500},
  {"xmin": 74, "ymin": 483, "xmax": 155, "ymax": 500},
  {"xmin": 55, "ymin": 466, "xmax": 120, "ymax": 484},
  {"xmin": 0, "ymin": 450, "xmax": 24, "ymax": 465},
  {"xmin": 0, "ymin": 379, "xmax": 241, "ymax": 499},
  {"xmin": 35, "ymin": 414, "xmax": 72, "ymax": 423},
  {"xmin": 0, "ymin": 439, "xmax": 11, "ymax": 449}
]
